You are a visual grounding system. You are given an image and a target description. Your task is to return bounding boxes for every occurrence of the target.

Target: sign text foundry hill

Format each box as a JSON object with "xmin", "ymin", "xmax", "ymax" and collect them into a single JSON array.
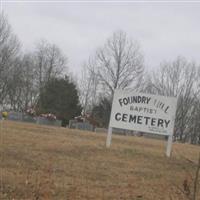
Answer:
[{"xmin": 109, "ymin": 90, "xmax": 177, "ymax": 135}]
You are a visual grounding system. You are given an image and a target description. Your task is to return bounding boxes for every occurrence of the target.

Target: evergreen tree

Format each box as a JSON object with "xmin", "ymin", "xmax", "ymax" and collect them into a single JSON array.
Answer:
[{"xmin": 37, "ymin": 76, "xmax": 81, "ymax": 126}]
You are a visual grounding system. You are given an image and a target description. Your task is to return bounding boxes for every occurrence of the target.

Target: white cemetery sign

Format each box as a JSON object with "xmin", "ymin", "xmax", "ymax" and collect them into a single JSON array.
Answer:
[{"xmin": 106, "ymin": 89, "xmax": 177, "ymax": 157}]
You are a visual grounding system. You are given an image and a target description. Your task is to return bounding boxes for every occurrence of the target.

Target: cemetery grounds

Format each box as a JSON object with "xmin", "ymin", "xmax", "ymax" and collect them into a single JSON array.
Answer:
[{"xmin": 0, "ymin": 120, "xmax": 199, "ymax": 200}]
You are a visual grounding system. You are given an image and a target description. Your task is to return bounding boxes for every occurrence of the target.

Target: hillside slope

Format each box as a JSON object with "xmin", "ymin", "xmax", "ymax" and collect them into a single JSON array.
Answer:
[{"xmin": 0, "ymin": 120, "xmax": 199, "ymax": 200}]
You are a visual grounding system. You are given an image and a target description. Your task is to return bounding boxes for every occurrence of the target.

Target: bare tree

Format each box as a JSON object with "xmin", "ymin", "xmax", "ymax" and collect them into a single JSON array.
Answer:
[
  {"xmin": 93, "ymin": 30, "xmax": 144, "ymax": 97},
  {"xmin": 148, "ymin": 57, "xmax": 200, "ymax": 143},
  {"xmin": 6, "ymin": 57, "xmax": 23, "ymax": 110},
  {"xmin": 190, "ymin": 66, "xmax": 200, "ymax": 144},
  {"xmin": 20, "ymin": 53, "xmax": 38, "ymax": 110},
  {"xmin": 0, "ymin": 12, "xmax": 20, "ymax": 108},
  {"xmin": 79, "ymin": 60, "xmax": 99, "ymax": 114},
  {"xmin": 34, "ymin": 40, "xmax": 67, "ymax": 91}
]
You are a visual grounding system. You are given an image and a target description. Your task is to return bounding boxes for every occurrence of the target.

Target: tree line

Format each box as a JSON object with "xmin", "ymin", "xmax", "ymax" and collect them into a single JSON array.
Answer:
[
  {"xmin": 1, "ymin": 13, "xmax": 199, "ymax": 144},
  {"xmin": 0, "ymin": 13, "xmax": 81, "ymax": 126}
]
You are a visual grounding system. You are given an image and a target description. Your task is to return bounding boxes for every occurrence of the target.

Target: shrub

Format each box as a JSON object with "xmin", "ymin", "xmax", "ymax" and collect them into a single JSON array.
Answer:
[{"xmin": 2, "ymin": 111, "xmax": 8, "ymax": 119}]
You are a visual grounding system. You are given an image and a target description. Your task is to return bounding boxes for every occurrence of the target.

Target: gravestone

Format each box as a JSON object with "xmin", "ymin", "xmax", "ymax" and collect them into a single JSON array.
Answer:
[
  {"xmin": 22, "ymin": 114, "xmax": 36, "ymax": 123},
  {"xmin": 75, "ymin": 122, "xmax": 93, "ymax": 131},
  {"xmin": 69, "ymin": 120, "xmax": 77, "ymax": 129},
  {"xmin": 8, "ymin": 111, "xmax": 23, "ymax": 121},
  {"xmin": 36, "ymin": 116, "xmax": 61, "ymax": 127}
]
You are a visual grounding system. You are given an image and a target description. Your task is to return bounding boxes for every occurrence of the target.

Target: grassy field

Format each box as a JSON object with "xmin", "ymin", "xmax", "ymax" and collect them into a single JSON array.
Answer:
[{"xmin": 0, "ymin": 120, "xmax": 199, "ymax": 200}]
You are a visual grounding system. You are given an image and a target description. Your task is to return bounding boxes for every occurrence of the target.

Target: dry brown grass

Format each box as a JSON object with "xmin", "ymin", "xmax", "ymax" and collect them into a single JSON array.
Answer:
[{"xmin": 0, "ymin": 120, "xmax": 199, "ymax": 200}]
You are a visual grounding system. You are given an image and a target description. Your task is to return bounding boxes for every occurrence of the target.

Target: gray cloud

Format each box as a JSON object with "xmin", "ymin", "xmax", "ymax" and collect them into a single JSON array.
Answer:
[{"xmin": 2, "ymin": 2, "xmax": 200, "ymax": 74}]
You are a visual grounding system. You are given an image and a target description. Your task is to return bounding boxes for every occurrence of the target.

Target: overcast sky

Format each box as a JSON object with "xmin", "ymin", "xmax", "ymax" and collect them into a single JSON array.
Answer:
[{"xmin": 1, "ymin": 1, "xmax": 200, "ymax": 75}]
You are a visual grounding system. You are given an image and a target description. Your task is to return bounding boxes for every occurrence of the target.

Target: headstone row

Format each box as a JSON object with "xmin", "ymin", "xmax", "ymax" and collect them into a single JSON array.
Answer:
[
  {"xmin": 69, "ymin": 119, "xmax": 93, "ymax": 131},
  {"xmin": 2, "ymin": 111, "xmax": 61, "ymax": 127}
]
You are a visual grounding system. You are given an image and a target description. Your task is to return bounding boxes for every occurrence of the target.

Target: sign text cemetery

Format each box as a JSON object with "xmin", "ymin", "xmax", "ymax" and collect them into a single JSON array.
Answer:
[{"xmin": 106, "ymin": 89, "xmax": 177, "ymax": 157}]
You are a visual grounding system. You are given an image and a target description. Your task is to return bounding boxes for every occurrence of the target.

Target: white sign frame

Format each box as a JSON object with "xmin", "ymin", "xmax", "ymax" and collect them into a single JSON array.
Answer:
[{"xmin": 106, "ymin": 89, "xmax": 177, "ymax": 157}]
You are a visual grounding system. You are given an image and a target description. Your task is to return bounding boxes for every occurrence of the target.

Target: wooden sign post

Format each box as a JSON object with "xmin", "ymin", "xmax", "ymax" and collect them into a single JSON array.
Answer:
[{"xmin": 106, "ymin": 127, "xmax": 112, "ymax": 148}]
